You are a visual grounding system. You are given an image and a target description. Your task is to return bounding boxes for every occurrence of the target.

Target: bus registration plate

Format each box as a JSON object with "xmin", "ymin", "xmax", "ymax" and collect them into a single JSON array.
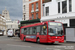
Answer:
[{"xmin": 55, "ymin": 41, "xmax": 58, "ymax": 43}]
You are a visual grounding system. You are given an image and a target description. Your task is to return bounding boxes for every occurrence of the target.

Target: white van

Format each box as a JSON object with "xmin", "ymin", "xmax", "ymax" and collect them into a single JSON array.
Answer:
[{"xmin": 7, "ymin": 30, "xmax": 14, "ymax": 37}]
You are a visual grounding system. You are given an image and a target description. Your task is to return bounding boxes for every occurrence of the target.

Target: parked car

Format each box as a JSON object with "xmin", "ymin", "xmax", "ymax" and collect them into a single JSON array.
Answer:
[{"xmin": 0, "ymin": 30, "xmax": 4, "ymax": 36}]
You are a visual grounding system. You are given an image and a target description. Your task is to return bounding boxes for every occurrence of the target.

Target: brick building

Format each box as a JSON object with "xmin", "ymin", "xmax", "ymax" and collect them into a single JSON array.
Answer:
[{"xmin": 29, "ymin": 0, "xmax": 44, "ymax": 20}]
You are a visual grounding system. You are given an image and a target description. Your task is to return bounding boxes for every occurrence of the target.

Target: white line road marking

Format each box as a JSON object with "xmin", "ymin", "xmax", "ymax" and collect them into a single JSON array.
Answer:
[
  {"xmin": 46, "ymin": 48, "xmax": 53, "ymax": 50},
  {"xmin": 46, "ymin": 48, "xmax": 61, "ymax": 50},
  {"xmin": 7, "ymin": 44, "xmax": 31, "ymax": 48}
]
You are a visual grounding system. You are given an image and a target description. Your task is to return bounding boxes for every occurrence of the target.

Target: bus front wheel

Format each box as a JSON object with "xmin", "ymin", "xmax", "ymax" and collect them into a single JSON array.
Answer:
[{"xmin": 37, "ymin": 38, "xmax": 40, "ymax": 43}]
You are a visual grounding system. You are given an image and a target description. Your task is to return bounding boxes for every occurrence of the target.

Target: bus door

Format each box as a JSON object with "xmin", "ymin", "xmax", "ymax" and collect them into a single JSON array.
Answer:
[
  {"xmin": 20, "ymin": 28, "xmax": 24, "ymax": 40},
  {"xmin": 20, "ymin": 33, "xmax": 23, "ymax": 40},
  {"xmin": 40, "ymin": 25, "xmax": 47, "ymax": 43}
]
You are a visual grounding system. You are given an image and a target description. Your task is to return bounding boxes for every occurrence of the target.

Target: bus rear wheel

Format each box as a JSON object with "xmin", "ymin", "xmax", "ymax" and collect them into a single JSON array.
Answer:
[
  {"xmin": 37, "ymin": 38, "xmax": 40, "ymax": 43},
  {"xmin": 23, "ymin": 37, "xmax": 26, "ymax": 42}
]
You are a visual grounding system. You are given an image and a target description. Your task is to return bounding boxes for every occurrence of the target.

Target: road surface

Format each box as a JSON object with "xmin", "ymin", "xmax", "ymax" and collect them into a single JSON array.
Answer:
[{"xmin": 0, "ymin": 36, "xmax": 75, "ymax": 50}]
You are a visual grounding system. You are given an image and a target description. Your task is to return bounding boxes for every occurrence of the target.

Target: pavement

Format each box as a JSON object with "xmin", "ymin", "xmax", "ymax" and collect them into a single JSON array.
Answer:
[{"xmin": 0, "ymin": 35, "xmax": 75, "ymax": 50}]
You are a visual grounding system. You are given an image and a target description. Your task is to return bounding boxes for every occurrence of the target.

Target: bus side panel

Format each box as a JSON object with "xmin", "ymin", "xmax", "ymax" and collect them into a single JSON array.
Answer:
[
  {"xmin": 40, "ymin": 35, "xmax": 47, "ymax": 43},
  {"xmin": 20, "ymin": 34, "xmax": 24, "ymax": 41},
  {"xmin": 36, "ymin": 35, "xmax": 48, "ymax": 43},
  {"xmin": 31, "ymin": 35, "xmax": 37, "ymax": 42},
  {"xmin": 25, "ymin": 35, "xmax": 36, "ymax": 42},
  {"xmin": 26, "ymin": 35, "xmax": 33, "ymax": 41}
]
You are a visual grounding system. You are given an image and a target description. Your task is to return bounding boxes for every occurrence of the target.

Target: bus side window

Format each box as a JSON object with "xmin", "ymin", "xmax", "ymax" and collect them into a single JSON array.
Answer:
[
  {"xmin": 27, "ymin": 28, "xmax": 30, "ymax": 35},
  {"xmin": 21, "ymin": 28, "xmax": 24, "ymax": 34},
  {"xmin": 32, "ymin": 27, "xmax": 37, "ymax": 35},
  {"xmin": 30, "ymin": 27, "xmax": 32, "ymax": 35},
  {"xmin": 36, "ymin": 26, "xmax": 41, "ymax": 35},
  {"xmin": 41, "ymin": 25, "xmax": 47, "ymax": 35},
  {"xmin": 24, "ymin": 28, "xmax": 27, "ymax": 35}
]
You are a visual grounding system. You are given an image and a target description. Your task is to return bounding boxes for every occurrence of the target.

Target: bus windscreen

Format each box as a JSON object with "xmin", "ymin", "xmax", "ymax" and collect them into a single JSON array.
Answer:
[{"xmin": 48, "ymin": 22, "xmax": 63, "ymax": 36}]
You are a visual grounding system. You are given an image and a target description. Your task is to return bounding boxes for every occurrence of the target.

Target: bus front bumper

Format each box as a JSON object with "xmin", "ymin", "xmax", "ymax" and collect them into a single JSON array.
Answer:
[{"xmin": 47, "ymin": 40, "xmax": 64, "ymax": 43}]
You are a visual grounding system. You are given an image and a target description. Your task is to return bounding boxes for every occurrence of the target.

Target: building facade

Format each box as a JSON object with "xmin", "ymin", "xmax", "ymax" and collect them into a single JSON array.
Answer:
[
  {"xmin": 0, "ymin": 14, "xmax": 6, "ymax": 35},
  {"xmin": 6, "ymin": 20, "xmax": 19, "ymax": 35},
  {"xmin": 41, "ymin": 0, "xmax": 75, "ymax": 27},
  {"xmin": 22, "ymin": 0, "xmax": 29, "ymax": 21},
  {"xmin": 29, "ymin": 0, "xmax": 44, "ymax": 20},
  {"xmin": 2, "ymin": 8, "xmax": 19, "ymax": 35},
  {"xmin": 2, "ymin": 8, "xmax": 11, "ymax": 21}
]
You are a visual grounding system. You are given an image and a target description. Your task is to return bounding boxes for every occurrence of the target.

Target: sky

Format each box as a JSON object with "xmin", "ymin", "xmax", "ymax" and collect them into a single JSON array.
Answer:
[{"xmin": 0, "ymin": 0, "xmax": 23, "ymax": 21}]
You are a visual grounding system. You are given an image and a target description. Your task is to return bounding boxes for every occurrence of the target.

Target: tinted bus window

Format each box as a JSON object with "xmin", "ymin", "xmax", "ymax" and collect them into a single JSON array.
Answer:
[
  {"xmin": 21, "ymin": 28, "xmax": 24, "ymax": 34},
  {"xmin": 33, "ymin": 27, "xmax": 37, "ymax": 35},
  {"xmin": 36, "ymin": 26, "xmax": 41, "ymax": 34},
  {"xmin": 30, "ymin": 27, "xmax": 32, "ymax": 35},
  {"xmin": 27, "ymin": 28, "xmax": 30, "ymax": 35},
  {"xmin": 24, "ymin": 28, "xmax": 27, "ymax": 35}
]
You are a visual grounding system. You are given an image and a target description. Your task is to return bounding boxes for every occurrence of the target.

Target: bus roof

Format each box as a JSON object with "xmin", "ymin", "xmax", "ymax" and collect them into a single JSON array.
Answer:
[{"xmin": 21, "ymin": 22, "xmax": 47, "ymax": 28}]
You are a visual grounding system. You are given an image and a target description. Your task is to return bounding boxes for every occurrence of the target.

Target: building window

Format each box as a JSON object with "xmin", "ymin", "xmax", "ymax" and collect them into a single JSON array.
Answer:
[
  {"xmin": 24, "ymin": 15, "xmax": 25, "ymax": 20},
  {"xmin": 24, "ymin": 5, "xmax": 25, "ymax": 11},
  {"xmin": 58, "ymin": 2, "xmax": 60, "ymax": 13},
  {"xmin": 36, "ymin": 3, "xmax": 38, "ymax": 9},
  {"xmin": 69, "ymin": 0, "xmax": 72, "ymax": 12},
  {"xmin": 36, "ymin": 13, "xmax": 38, "ymax": 19},
  {"xmin": 62, "ymin": 1, "xmax": 67, "ymax": 13},
  {"xmin": 32, "ymin": 4, "xmax": 34, "ymax": 10},
  {"xmin": 32, "ymin": 14, "xmax": 34, "ymax": 19},
  {"xmin": 46, "ymin": 7, "xmax": 49, "ymax": 16}
]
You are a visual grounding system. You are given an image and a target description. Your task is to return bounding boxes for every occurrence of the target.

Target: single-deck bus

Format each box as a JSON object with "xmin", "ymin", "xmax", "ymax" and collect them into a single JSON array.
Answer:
[{"xmin": 20, "ymin": 21, "xmax": 64, "ymax": 44}]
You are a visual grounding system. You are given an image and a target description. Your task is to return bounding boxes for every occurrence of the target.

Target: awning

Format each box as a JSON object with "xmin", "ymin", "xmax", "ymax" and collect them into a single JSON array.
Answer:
[{"xmin": 20, "ymin": 19, "xmax": 40, "ymax": 26}]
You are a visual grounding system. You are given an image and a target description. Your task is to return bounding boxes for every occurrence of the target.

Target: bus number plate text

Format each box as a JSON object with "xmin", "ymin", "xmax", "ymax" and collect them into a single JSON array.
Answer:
[{"xmin": 55, "ymin": 41, "xmax": 58, "ymax": 43}]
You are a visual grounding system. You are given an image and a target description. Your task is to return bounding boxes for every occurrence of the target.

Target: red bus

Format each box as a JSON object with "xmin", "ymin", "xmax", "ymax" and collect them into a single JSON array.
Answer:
[{"xmin": 20, "ymin": 21, "xmax": 64, "ymax": 44}]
